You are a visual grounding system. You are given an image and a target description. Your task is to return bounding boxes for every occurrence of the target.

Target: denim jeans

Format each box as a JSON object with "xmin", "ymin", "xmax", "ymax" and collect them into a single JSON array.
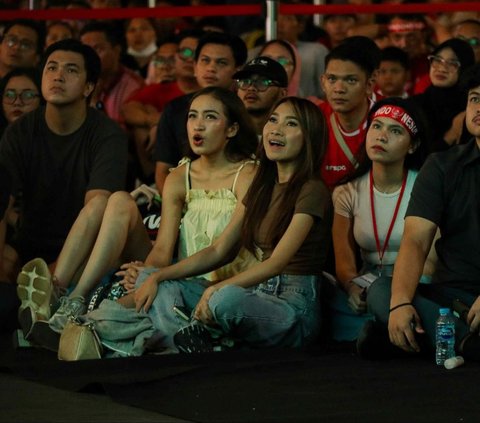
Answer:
[
  {"xmin": 367, "ymin": 277, "xmax": 477, "ymax": 348},
  {"xmin": 135, "ymin": 269, "xmax": 321, "ymax": 351}
]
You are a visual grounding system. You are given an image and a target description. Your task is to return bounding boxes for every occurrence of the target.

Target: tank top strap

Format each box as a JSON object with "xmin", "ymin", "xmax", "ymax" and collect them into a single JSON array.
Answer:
[
  {"xmin": 183, "ymin": 158, "xmax": 192, "ymax": 191},
  {"xmin": 231, "ymin": 160, "xmax": 255, "ymax": 192}
]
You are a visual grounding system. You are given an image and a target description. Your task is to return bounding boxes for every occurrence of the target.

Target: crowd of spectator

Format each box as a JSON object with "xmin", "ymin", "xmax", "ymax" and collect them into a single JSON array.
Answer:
[{"xmin": 0, "ymin": 0, "xmax": 479, "ymax": 361}]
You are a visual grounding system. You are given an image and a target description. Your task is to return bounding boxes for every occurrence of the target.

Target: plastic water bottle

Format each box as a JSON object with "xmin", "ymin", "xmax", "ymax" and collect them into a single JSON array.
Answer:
[{"xmin": 435, "ymin": 308, "xmax": 456, "ymax": 366}]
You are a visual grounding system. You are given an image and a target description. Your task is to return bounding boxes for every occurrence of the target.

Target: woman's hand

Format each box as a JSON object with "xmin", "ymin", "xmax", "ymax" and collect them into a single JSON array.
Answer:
[
  {"xmin": 134, "ymin": 272, "xmax": 159, "ymax": 313},
  {"xmin": 193, "ymin": 285, "xmax": 217, "ymax": 325},
  {"xmin": 347, "ymin": 283, "xmax": 367, "ymax": 314},
  {"xmin": 116, "ymin": 261, "xmax": 145, "ymax": 292}
]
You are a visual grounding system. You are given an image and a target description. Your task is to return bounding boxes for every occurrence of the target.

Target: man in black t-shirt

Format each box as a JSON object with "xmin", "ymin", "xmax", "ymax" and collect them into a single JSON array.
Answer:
[{"xmin": 0, "ymin": 39, "xmax": 127, "ymax": 337}]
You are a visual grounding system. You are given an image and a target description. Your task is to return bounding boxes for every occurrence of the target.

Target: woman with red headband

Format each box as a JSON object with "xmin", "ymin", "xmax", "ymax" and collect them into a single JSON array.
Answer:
[{"xmin": 327, "ymin": 97, "xmax": 431, "ymax": 343}]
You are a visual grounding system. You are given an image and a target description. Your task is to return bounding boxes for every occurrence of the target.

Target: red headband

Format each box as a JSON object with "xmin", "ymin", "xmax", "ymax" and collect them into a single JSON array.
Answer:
[
  {"xmin": 372, "ymin": 105, "xmax": 418, "ymax": 137},
  {"xmin": 388, "ymin": 22, "xmax": 425, "ymax": 33}
]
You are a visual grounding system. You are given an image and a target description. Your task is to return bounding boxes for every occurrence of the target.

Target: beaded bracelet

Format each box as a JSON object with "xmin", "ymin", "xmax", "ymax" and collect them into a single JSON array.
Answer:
[{"xmin": 389, "ymin": 302, "xmax": 413, "ymax": 313}]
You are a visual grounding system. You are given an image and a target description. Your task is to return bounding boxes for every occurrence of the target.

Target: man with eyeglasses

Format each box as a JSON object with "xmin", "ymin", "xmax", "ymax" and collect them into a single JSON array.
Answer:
[
  {"xmin": 0, "ymin": 19, "xmax": 44, "ymax": 79},
  {"xmin": 153, "ymin": 31, "xmax": 247, "ymax": 195},
  {"xmin": 452, "ymin": 19, "xmax": 480, "ymax": 63},
  {"xmin": 148, "ymin": 40, "xmax": 178, "ymax": 84},
  {"xmin": 234, "ymin": 56, "xmax": 288, "ymax": 137},
  {"xmin": 122, "ymin": 29, "xmax": 204, "ymax": 184}
]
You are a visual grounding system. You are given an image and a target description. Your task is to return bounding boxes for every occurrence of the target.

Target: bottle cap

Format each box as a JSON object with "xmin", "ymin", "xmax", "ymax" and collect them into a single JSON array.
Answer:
[
  {"xmin": 439, "ymin": 308, "xmax": 450, "ymax": 315},
  {"xmin": 444, "ymin": 356, "xmax": 464, "ymax": 370}
]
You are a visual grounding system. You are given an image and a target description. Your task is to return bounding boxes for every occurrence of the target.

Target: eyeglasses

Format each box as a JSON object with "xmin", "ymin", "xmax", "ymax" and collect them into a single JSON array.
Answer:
[
  {"xmin": 178, "ymin": 47, "xmax": 195, "ymax": 61},
  {"xmin": 275, "ymin": 56, "xmax": 294, "ymax": 67},
  {"xmin": 2, "ymin": 89, "xmax": 40, "ymax": 105},
  {"xmin": 2, "ymin": 34, "xmax": 36, "ymax": 52},
  {"xmin": 456, "ymin": 35, "xmax": 480, "ymax": 48},
  {"xmin": 152, "ymin": 56, "xmax": 175, "ymax": 67},
  {"xmin": 236, "ymin": 78, "xmax": 281, "ymax": 92},
  {"xmin": 427, "ymin": 55, "xmax": 461, "ymax": 72}
]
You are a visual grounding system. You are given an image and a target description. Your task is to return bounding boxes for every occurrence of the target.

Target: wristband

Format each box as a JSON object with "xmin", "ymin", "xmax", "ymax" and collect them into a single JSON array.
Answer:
[{"xmin": 389, "ymin": 302, "xmax": 413, "ymax": 313}]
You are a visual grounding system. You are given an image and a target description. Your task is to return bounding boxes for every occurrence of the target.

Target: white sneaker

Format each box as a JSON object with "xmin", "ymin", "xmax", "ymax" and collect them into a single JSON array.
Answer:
[{"xmin": 17, "ymin": 258, "xmax": 56, "ymax": 339}]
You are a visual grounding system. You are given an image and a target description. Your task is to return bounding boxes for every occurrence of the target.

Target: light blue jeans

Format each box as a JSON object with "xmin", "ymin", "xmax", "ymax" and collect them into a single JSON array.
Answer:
[{"xmin": 135, "ymin": 269, "xmax": 321, "ymax": 351}]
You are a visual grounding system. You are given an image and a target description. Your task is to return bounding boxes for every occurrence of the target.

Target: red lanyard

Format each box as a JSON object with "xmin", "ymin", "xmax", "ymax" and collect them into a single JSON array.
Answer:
[{"xmin": 369, "ymin": 169, "xmax": 407, "ymax": 271}]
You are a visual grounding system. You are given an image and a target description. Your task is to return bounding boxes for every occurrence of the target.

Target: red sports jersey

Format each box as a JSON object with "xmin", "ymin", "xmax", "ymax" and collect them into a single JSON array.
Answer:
[
  {"xmin": 319, "ymin": 101, "xmax": 370, "ymax": 190},
  {"xmin": 125, "ymin": 81, "xmax": 184, "ymax": 113}
]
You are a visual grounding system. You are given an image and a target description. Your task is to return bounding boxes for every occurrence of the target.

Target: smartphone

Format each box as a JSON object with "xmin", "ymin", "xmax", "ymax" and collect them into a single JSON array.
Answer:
[
  {"xmin": 452, "ymin": 299, "xmax": 470, "ymax": 323},
  {"xmin": 173, "ymin": 305, "xmax": 191, "ymax": 322}
]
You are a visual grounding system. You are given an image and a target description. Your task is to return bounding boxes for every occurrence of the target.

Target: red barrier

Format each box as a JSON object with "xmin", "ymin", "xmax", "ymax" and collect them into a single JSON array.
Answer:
[{"xmin": 1, "ymin": 3, "xmax": 479, "ymax": 22}]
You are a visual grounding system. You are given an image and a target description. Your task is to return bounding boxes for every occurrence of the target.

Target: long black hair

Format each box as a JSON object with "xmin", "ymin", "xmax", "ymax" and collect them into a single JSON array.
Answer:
[
  {"xmin": 341, "ymin": 96, "xmax": 430, "ymax": 185},
  {"xmin": 241, "ymin": 96, "xmax": 328, "ymax": 253}
]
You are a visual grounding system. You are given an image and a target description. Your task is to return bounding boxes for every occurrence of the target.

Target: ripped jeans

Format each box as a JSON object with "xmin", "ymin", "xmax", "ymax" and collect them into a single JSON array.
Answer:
[{"xmin": 135, "ymin": 269, "xmax": 321, "ymax": 351}]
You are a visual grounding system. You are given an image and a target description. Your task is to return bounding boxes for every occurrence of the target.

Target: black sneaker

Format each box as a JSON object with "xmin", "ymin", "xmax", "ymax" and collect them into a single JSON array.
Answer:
[
  {"xmin": 356, "ymin": 320, "xmax": 400, "ymax": 360},
  {"xmin": 28, "ymin": 320, "xmax": 61, "ymax": 352},
  {"xmin": 18, "ymin": 306, "xmax": 35, "ymax": 340},
  {"xmin": 459, "ymin": 333, "xmax": 480, "ymax": 362},
  {"xmin": 174, "ymin": 324, "xmax": 215, "ymax": 353}
]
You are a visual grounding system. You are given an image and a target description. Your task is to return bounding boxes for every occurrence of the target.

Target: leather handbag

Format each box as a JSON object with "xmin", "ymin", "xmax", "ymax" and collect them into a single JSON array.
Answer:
[{"xmin": 58, "ymin": 317, "xmax": 103, "ymax": 361}]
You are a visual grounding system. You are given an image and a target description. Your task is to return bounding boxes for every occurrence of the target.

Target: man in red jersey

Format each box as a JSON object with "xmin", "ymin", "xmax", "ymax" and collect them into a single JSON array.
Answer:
[
  {"xmin": 387, "ymin": 14, "xmax": 431, "ymax": 95},
  {"xmin": 319, "ymin": 36, "xmax": 381, "ymax": 190}
]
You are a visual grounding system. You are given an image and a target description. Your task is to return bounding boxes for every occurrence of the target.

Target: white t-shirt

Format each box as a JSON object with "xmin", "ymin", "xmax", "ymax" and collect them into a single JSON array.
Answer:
[{"xmin": 333, "ymin": 169, "xmax": 418, "ymax": 266}]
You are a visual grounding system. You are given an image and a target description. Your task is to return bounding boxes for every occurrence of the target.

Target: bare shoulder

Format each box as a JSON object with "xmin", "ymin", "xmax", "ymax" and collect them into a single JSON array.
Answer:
[
  {"xmin": 163, "ymin": 162, "xmax": 187, "ymax": 200},
  {"xmin": 233, "ymin": 160, "xmax": 258, "ymax": 198},
  {"xmin": 237, "ymin": 160, "xmax": 258, "ymax": 181}
]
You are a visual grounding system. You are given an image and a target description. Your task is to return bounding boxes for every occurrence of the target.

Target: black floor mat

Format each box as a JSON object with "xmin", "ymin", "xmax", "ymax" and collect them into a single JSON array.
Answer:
[{"xmin": 2, "ymin": 331, "xmax": 480, "ymax": 423}]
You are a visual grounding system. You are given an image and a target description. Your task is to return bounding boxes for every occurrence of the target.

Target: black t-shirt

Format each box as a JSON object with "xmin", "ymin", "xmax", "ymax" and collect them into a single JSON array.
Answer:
[
  {"xmin": 153, "ymin": 93, "xmax": 194, "ymax": 167},
  {"xmin": 0, "ymin": 163, "xmax": 11, "ymax": 220},
  {"xmin": 0, "ymin": 106, "xmax": 128, "ymax": 262},
  {"xmin": 406, "ymin": 139, "xmax": 480, "ymax": 290}
]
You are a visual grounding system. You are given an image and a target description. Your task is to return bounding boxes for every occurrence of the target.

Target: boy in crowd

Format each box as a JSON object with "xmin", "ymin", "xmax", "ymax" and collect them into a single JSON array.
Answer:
[
  {"xmin": 319, "ymin": 36, "xmax": 381, "ymax": 190},
  {"xmin": 375, "ymin": 46, "xmax": 410, "ymax": 98}
]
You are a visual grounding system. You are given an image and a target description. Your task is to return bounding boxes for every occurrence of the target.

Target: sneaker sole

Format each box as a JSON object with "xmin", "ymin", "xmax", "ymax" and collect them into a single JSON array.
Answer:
[{"xmin": 16, "ymin": 258, "xmax": 53, "ymax": 320}]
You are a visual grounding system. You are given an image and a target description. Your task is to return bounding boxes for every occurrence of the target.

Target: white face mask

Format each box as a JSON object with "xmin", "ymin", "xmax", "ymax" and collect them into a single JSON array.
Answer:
[{"xmin": 127, "ymin": 42, "xmax": 157, "ymax": 58}]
